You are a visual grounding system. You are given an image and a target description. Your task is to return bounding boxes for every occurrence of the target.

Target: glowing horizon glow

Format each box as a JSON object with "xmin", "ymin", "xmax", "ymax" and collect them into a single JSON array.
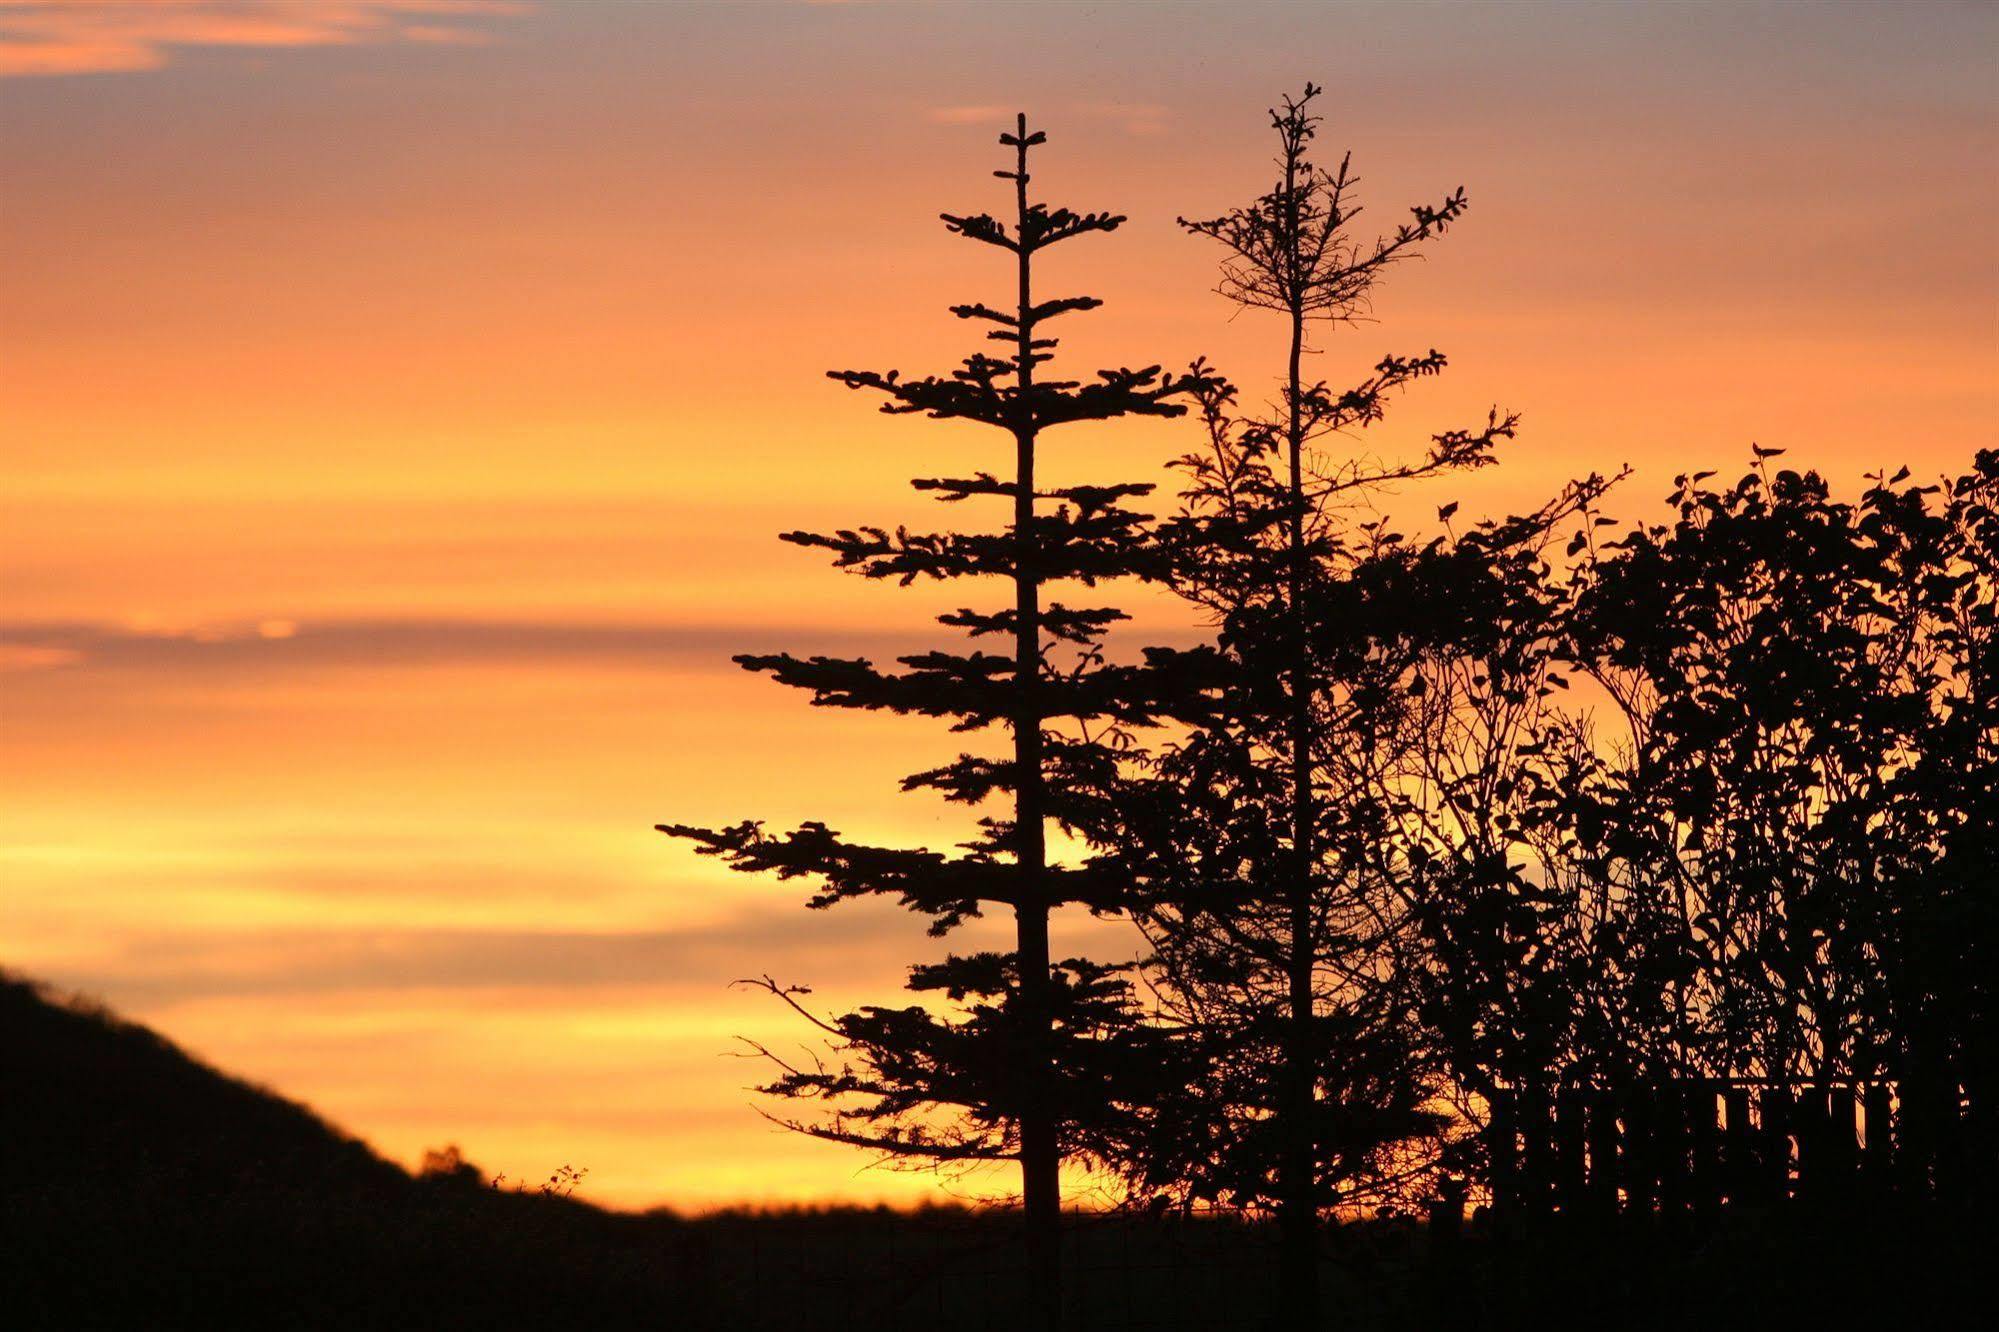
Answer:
[{"xmin": 2, "ymin": 0, "xmax": 1993, "ymax": 1210}]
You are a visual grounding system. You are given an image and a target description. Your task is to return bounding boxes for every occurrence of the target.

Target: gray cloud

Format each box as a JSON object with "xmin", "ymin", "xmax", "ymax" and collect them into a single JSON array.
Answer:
[
  {"xmin": 0, "ymin": 617, "xmax": 938, "ymax": 674},
  {"xmin": 0, "ymin": 1, "xmax": 528, "ymax": 79},
  {"xmin": 0, "ymin": 615, "xmax": 1207, "ymax": 677},
  {"xmin": 43, "ymin": 888, "xmax": 1139, "ymax": 1011},
  {"xmin": 53, "ymin": 899, "xmax": 978, "ymax": 1007}
]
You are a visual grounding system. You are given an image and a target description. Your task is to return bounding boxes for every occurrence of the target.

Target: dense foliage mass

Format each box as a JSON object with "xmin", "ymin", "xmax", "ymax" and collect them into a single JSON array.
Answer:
[
  {"xmin": 1395, "ymin": 453, "xmax": 1996, "ymax": 1127},
  {"xmin": 657, "ymin": 90, "xmax": 1994, "ymax": 1330}
]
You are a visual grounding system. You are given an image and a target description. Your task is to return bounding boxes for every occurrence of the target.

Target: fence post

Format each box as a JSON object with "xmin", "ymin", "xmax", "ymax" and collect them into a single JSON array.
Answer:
[
  {"xmin": 1655, "ymin": 1081, "xmax": 1689, "ymax": 1231},
  {"xmin": 1935, "ymin": 1077, "xmax": 1966, "ymax": 1207},
  {"xmin": 1966, "ymin": 1073, "xmax": 1996, "ymax": 1205},
  {"xmin": 1521, "ymin": 1077, "xmax": 1555, "ymax": 1222},
  {"xmin": 1489, "ymin": 1087, "xmax": 1517, "ymax": 1219},
  {"xmin": 1587, "ymin": 1087, "xmax": 1620, "ymax": 1218},
  {"xmin": 1899, "ymin": 1074, "xmax": 1935, "ymax": 1201},
  {"xmin": 1861, "ymin": 1081, "xmax": 1895, "ymax": 1197},
  {"xmin": 1555, "ymin": 1084, "xmax": 1587, "ymax": 1217},
  {"xmin": 1761, "ymin": 1085, "xmax": 1794, "ymax": 1205},
  {"xmin": 1825, "ymin": 1083, "xmax": 1858, "ymax": 1205},
  {"xmin": 1689, "ymin": 1081, "xmax": 1722, "ymax": 1225},
  {"xmin": 1793, "ymin": 1081, "xmax": 1822, "ymax": 1207},
  {"xmin": 1624, "ymin": 1087, "xmax": 1656, "ymax": 1224},
  {"xmin": 1723, "ymin": 1085, "xmax": 1753, "ymax": 1209}
]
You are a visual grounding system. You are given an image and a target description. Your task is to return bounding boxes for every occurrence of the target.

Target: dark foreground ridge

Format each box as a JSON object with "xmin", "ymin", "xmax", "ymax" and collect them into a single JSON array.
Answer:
[
  {"xmin": 0, "ymin": 972, "xmax": 1983, "ymax": 1331},
  {"xmin": 0, "ymin": 972, "xmax": 705, "ymax": 1330}
]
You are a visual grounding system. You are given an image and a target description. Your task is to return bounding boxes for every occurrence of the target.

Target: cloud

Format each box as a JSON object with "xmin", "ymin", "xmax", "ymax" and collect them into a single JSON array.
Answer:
[
  {"xmin": 927, "ymin": 104, "xmax": 1016, "ymax": 126},
  {"xmin": 49, "ymin": 887, "xmax": 1132, "ymax": 1008},
  {"xmin": 0, "ymin": 616, "xmax": 939, "ymax": 677},
  {"xmin": 0, "ymin": 643, "xmax": 82, "ymax": 672},
  {"xmin": 54, "ymin": 903, "xmax": 969, "ymax": 1004},
  {"xmin": 1074, "ymin": 100, "xmax": 1169, "ymax": 138},
  {"xmin": 0, "ymin": 616, "xmax": 1205, "ymax": 677},
  {"xmin": 927, "ymin": 101, "xmax": 1170, "ymax": 137},
  {"xmin": 0, "ymin": 0, "xmax": 528, "ymax": 78}
]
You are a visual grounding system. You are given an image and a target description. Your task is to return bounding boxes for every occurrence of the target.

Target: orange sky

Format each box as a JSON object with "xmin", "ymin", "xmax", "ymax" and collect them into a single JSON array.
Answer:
[{"xmin": 3, "ymin": 0, "xmax": 1994, "ymax": 1210}]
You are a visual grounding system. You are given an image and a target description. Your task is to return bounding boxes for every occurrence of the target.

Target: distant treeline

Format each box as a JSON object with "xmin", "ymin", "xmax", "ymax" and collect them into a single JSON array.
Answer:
[{"xmin": 660, "ymin": 87, "xmax": 1996, "ymax": 1328}]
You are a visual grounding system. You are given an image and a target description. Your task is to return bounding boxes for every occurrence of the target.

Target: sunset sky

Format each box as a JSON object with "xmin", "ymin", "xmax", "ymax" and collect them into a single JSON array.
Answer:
[{"xmin": 3, "ymin": 0, "xmax": 1994, "ymax": 1210}]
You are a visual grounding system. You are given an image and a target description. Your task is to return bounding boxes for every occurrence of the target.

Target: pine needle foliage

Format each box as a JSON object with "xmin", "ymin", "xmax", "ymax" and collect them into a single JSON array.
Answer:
[
  {"xmin": 1095, "ymin": 84, "xmax": 1511, "ymax": 1321},
  {"xmin": 657, "ymin": 114, "xmax": 1203, "ymax": 1308}
]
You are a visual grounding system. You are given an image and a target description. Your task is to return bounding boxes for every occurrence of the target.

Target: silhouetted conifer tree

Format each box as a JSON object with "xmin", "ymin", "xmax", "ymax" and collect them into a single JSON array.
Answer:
[
  {"xmin": 658, "ymin": 114, "xmax": 1199, "ymax": 1321},
  {"xmin": 1095, "ymin": 86, "xmax": 1509, "ymax": 1322}
]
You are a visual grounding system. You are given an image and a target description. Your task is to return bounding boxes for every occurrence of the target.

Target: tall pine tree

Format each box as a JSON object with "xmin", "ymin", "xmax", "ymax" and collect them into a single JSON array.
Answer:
[
  {"xmin": 658, "ymin": 114, "xmax": 1198, "ymax": 1319},
  {"xmin": 1098, "ymin": 85, "xmax": 1504, "ymax": 1323}
]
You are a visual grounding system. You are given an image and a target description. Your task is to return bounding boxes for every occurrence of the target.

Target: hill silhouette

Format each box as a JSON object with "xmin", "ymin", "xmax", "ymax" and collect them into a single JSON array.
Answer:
[
  {"xmin": 0, "ymin": 971, "xmax": 708, "ymax": 1330},
  {"xmin": 2, "ymin": 972, "xmax": 406, "ymax": 1198}
]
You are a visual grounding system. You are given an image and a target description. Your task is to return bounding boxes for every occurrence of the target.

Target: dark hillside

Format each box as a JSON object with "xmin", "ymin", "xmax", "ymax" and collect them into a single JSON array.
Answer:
[
  {"xmin": 1, "ymin": 973, "xmax": 404, "ymax": 1197},
  {"xmin": 0, "ymin": 972, "xmax": 704, "ymax": 1330}
]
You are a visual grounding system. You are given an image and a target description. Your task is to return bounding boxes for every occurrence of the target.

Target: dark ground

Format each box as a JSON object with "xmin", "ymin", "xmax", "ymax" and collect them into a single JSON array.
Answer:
[{"xmin": 2, "ymin": 974, "xmax": 1983, "ymax": 1330}]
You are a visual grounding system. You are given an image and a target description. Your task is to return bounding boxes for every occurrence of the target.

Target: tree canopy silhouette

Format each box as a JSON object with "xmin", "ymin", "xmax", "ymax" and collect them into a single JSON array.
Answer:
[
  {"xmin": 1380, "ymin": 451, "xmax": 1996, "ymax": 1212},
  {"xmin": 654, "ymin": 88, "xmax": 1994, "ymax": 1332},
  {"xmin": 658, "ymin": 113, "xmax": 1202, "ymax": 1321},
  {"xmin": 1082, "ymin": 83, "xmax": 1519, "ymax": 1323}
]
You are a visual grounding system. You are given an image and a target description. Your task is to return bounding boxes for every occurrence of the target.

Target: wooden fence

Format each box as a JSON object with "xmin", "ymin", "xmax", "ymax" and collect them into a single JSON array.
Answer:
[{"xmin": 1483, "ymin": 1077, "xmax": 1982, "ymax": 1221}]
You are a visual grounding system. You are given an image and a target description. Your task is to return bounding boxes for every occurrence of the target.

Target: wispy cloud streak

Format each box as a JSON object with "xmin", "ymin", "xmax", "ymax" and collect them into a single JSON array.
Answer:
[
  {"xmin": 928, "ymin": 100, "xmax": 1170, "ymax": 136},
  {"xmin": 0, "ymin": 0, "xmax": 526, "ymax": 78},
  {"xmin": 0, "ymin": 617, "xmax": 1204, "ymax": 675},
  {"xmin": 0, "ymin": 617, "xmax": 936, "ymax": 673},
  {"xmin": 56, "ymin": 906, "xmax": 945, "ymax": 1003}
]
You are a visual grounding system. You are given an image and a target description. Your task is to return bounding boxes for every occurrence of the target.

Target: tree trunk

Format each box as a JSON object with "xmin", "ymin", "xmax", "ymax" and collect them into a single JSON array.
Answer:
[
  {"xmin": 1011, "ymin": 119, "xmax": 1062, "ymax": 1330},
  {"xmin": 1279, "ymin": 181, "xmax": 1321, "ymax": 1326}
]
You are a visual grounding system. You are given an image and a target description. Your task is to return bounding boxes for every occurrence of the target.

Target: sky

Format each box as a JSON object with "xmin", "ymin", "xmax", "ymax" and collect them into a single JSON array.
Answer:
[{"xmin": 2, "ymin": 0, "xmax": 1994, "ymax": 1211}]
